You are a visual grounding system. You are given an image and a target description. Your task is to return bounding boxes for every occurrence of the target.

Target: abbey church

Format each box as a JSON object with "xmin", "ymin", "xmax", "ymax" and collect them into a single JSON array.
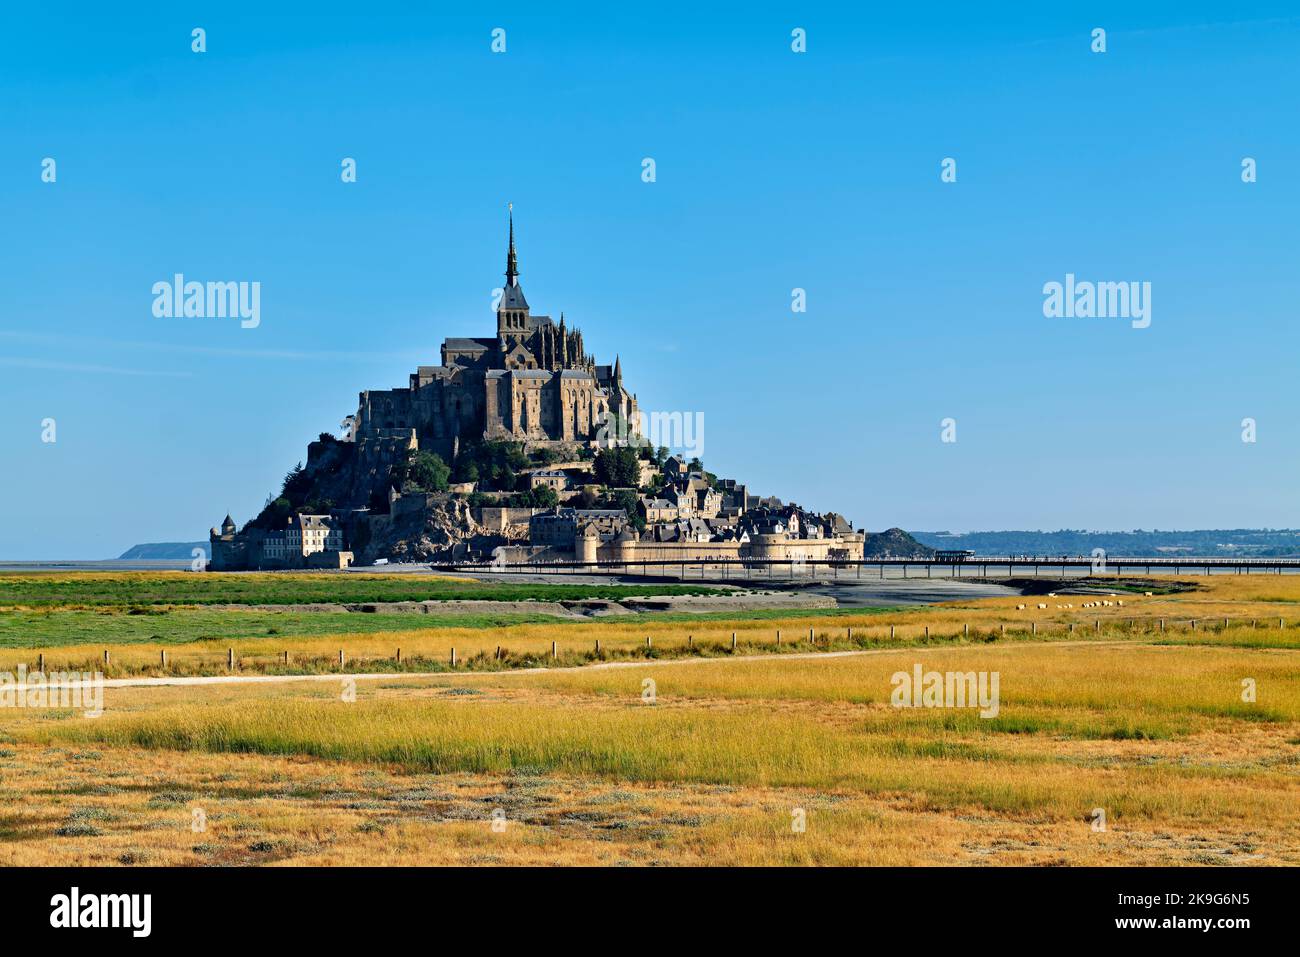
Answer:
[{"xmin": 354, "ymin": 213, "xmax": 638, "ymax": 461}]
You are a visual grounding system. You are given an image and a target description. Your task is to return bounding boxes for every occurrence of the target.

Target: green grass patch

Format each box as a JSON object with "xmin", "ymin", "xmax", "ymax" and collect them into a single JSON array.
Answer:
[
  {"xmin": 0, "ymin": 608, "xmax": 565, "ymax": 648},
  {"xmin": 0, "ymin": 604, "xmax": 903, "ymax": 650},
  {"xmin": 0, "ymin": 572, "xmax": 723, "ymax": 608}
]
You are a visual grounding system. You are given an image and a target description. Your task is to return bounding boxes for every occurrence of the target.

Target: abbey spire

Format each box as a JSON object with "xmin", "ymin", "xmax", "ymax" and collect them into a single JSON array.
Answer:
[
  {"xmin": 497, "ymin": 205, "xmax": 529, "ymax": 334},
  {"xmin": 505, "ymin": 206, "xmax": 519, "ymax": 288}
]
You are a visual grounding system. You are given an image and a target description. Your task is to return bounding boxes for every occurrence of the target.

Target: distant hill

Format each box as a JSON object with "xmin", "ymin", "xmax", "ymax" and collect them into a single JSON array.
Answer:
[
  {"xmin": 911, "ymin": 529, "xmax": 1300, "ymax": 558},
  {"xmin": 117, "ymin": 542, "xmax": 209, "ymax": 561},
  {"xmin": 862, "ymin": 528, "xmax": 934, "ymax": 559}
]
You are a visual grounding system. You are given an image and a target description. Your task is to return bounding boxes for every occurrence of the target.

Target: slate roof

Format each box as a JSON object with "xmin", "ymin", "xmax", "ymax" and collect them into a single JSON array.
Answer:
[
  {"xmin": 500, "ymin": 284, "xmax": 529, "ymax": 311},
  {"xmin": 442, "ymin": 337, "xmax": 493, "ymax": 352}
]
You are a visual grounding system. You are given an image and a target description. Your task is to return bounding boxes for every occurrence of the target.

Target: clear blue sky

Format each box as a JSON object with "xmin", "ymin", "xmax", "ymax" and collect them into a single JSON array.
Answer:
[{"xmin": 3, "ymin": 3, "xmax": 1298, "ymax": 558}]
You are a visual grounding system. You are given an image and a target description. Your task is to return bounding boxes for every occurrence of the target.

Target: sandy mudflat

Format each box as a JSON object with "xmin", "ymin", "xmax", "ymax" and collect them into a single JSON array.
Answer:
[{"xmin": 206, "ymin": 590, "xmax": 837, "ymax": 618}]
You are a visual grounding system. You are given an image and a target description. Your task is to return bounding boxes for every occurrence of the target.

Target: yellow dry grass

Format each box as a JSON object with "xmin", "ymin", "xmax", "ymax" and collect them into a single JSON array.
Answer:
[{"xmin": 2, "ymin": 636, "xmax": 1296, "ymax": 866}]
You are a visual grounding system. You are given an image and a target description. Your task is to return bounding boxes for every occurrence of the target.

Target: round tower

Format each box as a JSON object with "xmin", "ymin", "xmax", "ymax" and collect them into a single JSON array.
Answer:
[
  {"xmin": 578, "ymin": 522, "xmax": 599, "ymax": 564},
  {"xmin": 613, "ymin": 525, "xmax": 637, "ymax": 563}
]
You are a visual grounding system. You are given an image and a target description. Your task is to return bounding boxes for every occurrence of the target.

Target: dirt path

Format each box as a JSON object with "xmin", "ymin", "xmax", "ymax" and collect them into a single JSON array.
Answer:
[{"xmin": 33, "ymin": 639, "xmax": 1150, "ymax": 691}]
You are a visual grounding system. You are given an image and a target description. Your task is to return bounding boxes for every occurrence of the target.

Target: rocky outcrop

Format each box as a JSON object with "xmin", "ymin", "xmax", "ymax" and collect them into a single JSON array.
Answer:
[
  {"xmin": 861, "ymin": 527, "xmax": 934, "ymax": 559},
  {"xmin": 359, "ymin": 496, "xmax": 518, "ymax": 564}
]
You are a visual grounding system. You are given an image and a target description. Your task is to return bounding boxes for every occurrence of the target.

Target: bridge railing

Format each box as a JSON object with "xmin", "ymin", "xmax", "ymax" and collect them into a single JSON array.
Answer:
[{"xmin": 432, "ymin": 555, "xmax": 1300, "ymax": 576}]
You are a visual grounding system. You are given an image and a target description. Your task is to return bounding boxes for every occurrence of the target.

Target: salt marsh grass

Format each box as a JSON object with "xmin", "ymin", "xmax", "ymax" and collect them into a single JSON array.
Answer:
[{"xmin": 3, "ymin": 572, "xmax": 1298, "ymax": 866}]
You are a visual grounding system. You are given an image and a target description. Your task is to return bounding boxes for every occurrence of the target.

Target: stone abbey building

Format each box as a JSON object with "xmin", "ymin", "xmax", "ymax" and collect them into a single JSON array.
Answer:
[
  {"xmin": 354, "ymin": 213, "xmax": 638, "ymax": 461},
  {"xmin": 208, "ymin": 214, "xmax": 872, "ymax": 571}
]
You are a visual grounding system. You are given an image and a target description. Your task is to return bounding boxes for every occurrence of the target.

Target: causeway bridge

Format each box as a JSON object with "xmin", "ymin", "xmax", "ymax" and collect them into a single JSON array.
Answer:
[{"xmin": 435, "ymin": 556, "xmax": 1300, "ymax": 583}]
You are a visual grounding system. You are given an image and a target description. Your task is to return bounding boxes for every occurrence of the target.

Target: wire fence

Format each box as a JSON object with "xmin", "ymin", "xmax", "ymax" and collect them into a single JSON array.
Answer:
[{"xmin": 8, "ymin": 614, "xmax": 1290, "ymax": 679}]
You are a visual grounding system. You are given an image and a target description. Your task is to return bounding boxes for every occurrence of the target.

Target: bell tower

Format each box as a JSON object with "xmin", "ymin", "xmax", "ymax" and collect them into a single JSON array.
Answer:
[{"xmin": 497, "ymin": 205, "xmax": 530, "ymax": 339}]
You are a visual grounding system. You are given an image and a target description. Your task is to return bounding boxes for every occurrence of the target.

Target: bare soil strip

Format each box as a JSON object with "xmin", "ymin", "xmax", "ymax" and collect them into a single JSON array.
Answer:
[{"xmin": 33, "ymin": 639, "xmax": 1146, "ymax": 691}]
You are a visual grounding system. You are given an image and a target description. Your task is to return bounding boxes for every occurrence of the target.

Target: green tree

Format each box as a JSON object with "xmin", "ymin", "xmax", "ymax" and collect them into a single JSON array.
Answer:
[
  {"xmin": 255, "ymin": 496, "xmax": 293, "ymax": 529},
  {"xmin": 453, "ymin": 439, "xmax": 532, "ymax": 490},
  {"xmin": 519, "ymin": 484, "xmax": 559, "ymax": 508},
  {"xmin": 504, "ymin": 444, "xmax": 530, "ymax": 471},
  {"xmin": 407, "ymin": 451, "xmax": 451, "ymax": 492},
  {"xmin": 594, "ymin": 447, "xmax": 640, "ymax": 488},
  {"xmin": 281, "ymin": 462, "xmax": 311, "ymax": 505}
]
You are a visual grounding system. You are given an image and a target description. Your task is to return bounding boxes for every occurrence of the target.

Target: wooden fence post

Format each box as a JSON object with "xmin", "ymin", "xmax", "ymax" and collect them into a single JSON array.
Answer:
[
  {"xmin": 228, "ymin": 648, "xmax": 235, "ymax": 670},
  {"xmin": 595, "ymin": 639, "xmax": 601, "ymax": 655},
  {"xmin": 38, "ymin": 652, "xmax": 45, "ymax": 672},
  {"xmin": 396, "ymin": 648, "xmax": 401, "ymax": 664},
  {"xmin": 551, "ymin": 641, "xmax": 557, "ymax": 659},
  {"xmin": 339, "ymin": 649, "xmax": 345, "ymax": 667},
  {"xmin": 103, "ymin": 650, "xmax": 110, "ymax": 666},
  {"xmin": 450, "ymin": 647, "xmax": 457, "ymax": 667},
  {"xmin": 731, "ymin": 633, "xmax": 737, "ymax": 652},
  {"xmin": 160, "ymin": 650, "xmax": 166, "ymax": 667}
]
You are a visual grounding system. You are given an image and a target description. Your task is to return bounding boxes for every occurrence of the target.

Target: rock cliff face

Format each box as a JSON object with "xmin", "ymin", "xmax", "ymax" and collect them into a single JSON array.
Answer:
[{"xmin": 357, "ymin": 497, "xmax": 517, "ymax": 564}]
